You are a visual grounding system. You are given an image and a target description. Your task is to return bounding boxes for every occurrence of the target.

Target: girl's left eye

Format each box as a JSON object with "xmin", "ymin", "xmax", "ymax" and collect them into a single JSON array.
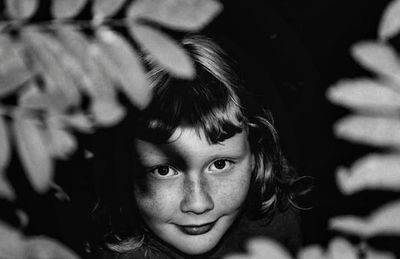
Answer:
[{"xmin": 209, "ymin": 159, "xmax": 234, "ymax": 172}]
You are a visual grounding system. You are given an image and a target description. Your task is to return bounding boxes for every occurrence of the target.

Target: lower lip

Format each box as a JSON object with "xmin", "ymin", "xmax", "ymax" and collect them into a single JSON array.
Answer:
[{"xmin": 178, "ymin": 221, "xmax": 216, "ymax": 235}]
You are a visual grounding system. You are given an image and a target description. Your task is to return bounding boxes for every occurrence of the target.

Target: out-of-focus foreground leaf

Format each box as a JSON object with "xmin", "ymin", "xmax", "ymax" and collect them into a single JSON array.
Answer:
[
  {"xmin": 92, "ymin": 0, "xmax": 127, "ymax": 23},
  {"xmin": 336, "ymin": 153, "xmax": 400, "ymax": 194},
  {"xmin": 51, "ymin": 0, "xmax": 87, "ymax": 19},
  {"xmin": 13, "ymin": 113, "xmax": 53, "ymax": 193},
  {"xmin": 351, "ymin": 42, "xmax": 400, "ymax": 82},
  {"xmin": 21, "ymin": 28, "xmax": 81, "ymax": 111},
  {"xmin": 5, "ymin": 0, "xmax": 38, "ymax": 20},
  {"xmin": 127, "ymin": 0, "xmax": 222, "ymax": 31},
  {"xmin": 0, "ymin": 35, "xmax": 32, "ymax": 97},
  {"xmin": 0, "ymin": 116, "xmax": 14, "ymax": 200},
  {"xmin": 223, "ymin": 238, "xmax": 291, "ymax": 259},
  {"xmin": 334, "ymin": 115, "xmax": 400, "ymax": 147},
  {"xmin": 379, "ymin": 0, "xmax": 400, "ymax": 40},
  {"xmin": 327, "ymin": 78, "xmax": 400, "ymax": 113},
  {"xmin": 329, "ymin": 200, "xmax": 400, "ymax": 237},
  {"xmin": 130, "ymin": 24, "xmax": 195, "ymax": 78},
  {"xmin": 95, "ymin": 28, "xmax": 151, "ymax": 109}
]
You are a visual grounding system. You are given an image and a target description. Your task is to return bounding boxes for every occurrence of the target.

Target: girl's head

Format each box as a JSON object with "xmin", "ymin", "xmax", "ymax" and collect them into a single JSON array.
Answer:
[{"xmin": 97, "ymin": 35, "xmax": 295, "ymax": 255}]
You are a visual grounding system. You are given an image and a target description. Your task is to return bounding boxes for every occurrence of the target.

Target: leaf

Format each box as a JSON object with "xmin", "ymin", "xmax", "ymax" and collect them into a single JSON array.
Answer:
[
  {"xmin": 24, "ymin": 237, "xmax": 80, "ymax": 259},
  {"xmin": 334, "ymin": 115, "xmax": 400, "ymax": 148},
  {"xmin": 51, "ymin": 0, "xmax": 87, "ymax": 19},
  {"xmin": 13, "ymin": 113, "xmax": 53, "ymax": 193},
  {"xmin": 0, "ymin": 35, "xmax": 33, "ymax": 97},
  {"xmin": 379, "ymin": 0, "xmax": 400, "ymax": 40},
  {"xmin": 327, "ymin": 78, "xmax": 400, "ymax": 113},
  {"xmin": 5, "ymin": 0, "xmax": 39, "ymax": 19},
  {"xmin": 0, "ymin": 221, "xmax": 24, "ymax": 258},
  {"xmin": 329, "ymin": 200, "xmax": 400, "ymax": 237},
  {"xmin": 95, "ymin": 28, "xmax": 152, "ymax": 109},
  {"xmin": 63, "ymin": 113, "xmax": 93, "ymax": 133},
  {"xmin": 19, "ymin": 82, "xmax": 71, "ymax": 112},
  {"xmin": 336, "ymin": 153, "xmax": 400, "ymax": 194},
  {"xmin": 223, "ymin": 238, "xmax": 291, "ymax": 259},
  {"xmin": 366, "ymin": 249, "xmax": 396, "ymax": 259},
  {"xmin": 130, "ymin": 24, "xmax": 195, "ymax": 78},
  {"xmin": 0, "ymin": 116, "xmax": 10, "ymax": 171},
  {"xmin": 298, "ymin": 245, "xmax": 324, "ymax": 259},
  {"xmin": 21, "ymin": 28, "xmax": 81, "ymax": 110},
  {"xmin": 92, "ymin": 0, "xmax": 126, "ymax": 23},
  {"xmin": 326, "ymin": 238, "xmax": 357, "ymax": 259},
  {"xmin": 45, "ymin": 115, "xmax": 77, "ymax": 159},
  {"xmin": 351, "ymin": 41, "xmax": 400, "ymax": 82},
  {"xmin": 127, "ymin": 0, "xmax": 222, "ymax": 31}
]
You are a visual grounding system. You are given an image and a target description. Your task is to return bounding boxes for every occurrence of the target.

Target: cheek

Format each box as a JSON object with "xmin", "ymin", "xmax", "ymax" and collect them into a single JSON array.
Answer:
[
  {"xmin": 211, "ymin": 163, "xmax": 252, "ymax": 213},
  {"xmin": 134, "ymin": 179, "xmax": 180, "ymax": 222}
]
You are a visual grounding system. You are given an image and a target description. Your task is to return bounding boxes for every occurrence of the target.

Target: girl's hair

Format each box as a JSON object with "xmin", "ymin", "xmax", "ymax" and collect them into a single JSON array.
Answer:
[{"xmin": 91, "ymin": 34, "xmax": 299, "ymax": 253}]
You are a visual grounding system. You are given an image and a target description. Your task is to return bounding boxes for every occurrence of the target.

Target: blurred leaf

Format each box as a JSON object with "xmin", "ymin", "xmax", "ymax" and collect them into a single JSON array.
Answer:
[
  {"xmin": 92, "ymin": 0, "xmax": 126, "ymax": 23},
  {"xmin": 327, "ymin": 78, "xmax": 400, "ymax": 113},
  {"xmin": 224, "ymin": 238, "xmax": 291, "ymax": 259},
  {"xmin": 63, "ymin": 113, "xmax": 93, "ymax": 133},
  {"xmin": 24, "ymin": 236, "xmax": 80, "ymax": 259},
  {"xmin": 50, "ymin": 182, "xmax": 71, "ymax": 202},
  {"xmin": 336, "ymin": 153, "xmax": 400, "ymax": 194},
  {"xmin": 327, "ymin": 238, "xmax": 357, "ymax": 259},
  {"xmin": 352, "ymin": 41, "xmax": 400, "ymax": 82},
  {"xmin": 334, "ymin": 115, "xmax": 400, "ymax": 148},
  {"xmin": 21, "ymin": 28, "xmax": 81, "ymax": 110},
  {"xmin": 366, "ymin": 249, "xmax": 396, "ymax": 259},
  {"xmin": 19, "ymin": 82, "xmax": 71, "ymax": 112},
  {"xmin": 329, "ymin": 200, "xmax": 400, "ymax": 237},
  {"xmin": 297, "ymin": 245, "xmax": 324, "ymax": 259},
  {"xmin": 0, "ymin": 116, "xmax": 10, "ymax": 171},
  {"xmin": 13, "ymin": 113, "xmax": 53, "ymax": 193},
  {"xmin": 16, "ymin": 209, "xmax": 29, "ymax": 228},
  {"xmin": 95, "ymin": 28, "xmax": 152, "ymax": 109},
  {"xmin": 127, "ymin": 0, "xmax": 222, "ymax": 31},
  {"xmin": 45, "ymin": 115, "xmax": 77, "ymax": 159},
  {"xmin": 5, "ymin": 0, "xmax": 38, "ymax": 19},
  {"xmin": 0, "ymin": 221, "xmax": 24, "ymax": 258},
  {"xmin": 379, "ymin": 0, "xmax": 400, "ymax": 40},
  {"xmin": 0, "ymin": 35, "xmax": 33, "ymax": 97},
  {"xmin": 51, "ymin": 0, "xmax": 87, "ymax": 19},
  {"xmin": 130, "ymin": 24, "xmax": 195, "ymax": 78}
]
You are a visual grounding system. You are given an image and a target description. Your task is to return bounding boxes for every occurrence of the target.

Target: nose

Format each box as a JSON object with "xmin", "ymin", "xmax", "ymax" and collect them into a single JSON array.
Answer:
[{"xmin": 180, "ymin": 175, "xmax": 214, "ymax": 214}]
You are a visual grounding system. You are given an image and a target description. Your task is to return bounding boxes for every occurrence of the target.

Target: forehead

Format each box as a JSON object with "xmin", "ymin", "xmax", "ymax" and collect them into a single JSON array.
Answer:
[{"xmin": 134, "ymin": 127, "xmax": 250, "ymax": 161}]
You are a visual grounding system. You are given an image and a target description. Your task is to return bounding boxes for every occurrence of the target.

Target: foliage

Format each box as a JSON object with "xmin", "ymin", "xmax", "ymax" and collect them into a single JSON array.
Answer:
[
  {"xmin": 224, "ymin": 0, "xmax": 400, "ymax": 258},
  {"xmin": 0, "ymin": 0, "xmax": 221, "ymax": 257}
]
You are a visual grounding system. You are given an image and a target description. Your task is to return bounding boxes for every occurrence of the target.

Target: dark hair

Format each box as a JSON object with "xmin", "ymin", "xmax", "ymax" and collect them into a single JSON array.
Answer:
[{"xmin": 92, "ymin": 35, "xmax": 299, "ymax": 253}]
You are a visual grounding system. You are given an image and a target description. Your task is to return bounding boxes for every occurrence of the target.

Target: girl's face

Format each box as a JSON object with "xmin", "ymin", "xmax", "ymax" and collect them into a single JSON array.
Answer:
[{"xmin": 133, "ymin": 127, "xmax": 254, "ymax": 255}]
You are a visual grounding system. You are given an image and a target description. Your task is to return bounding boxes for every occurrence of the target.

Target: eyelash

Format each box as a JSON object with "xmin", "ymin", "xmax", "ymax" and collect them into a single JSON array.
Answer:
[{"xmin": 149, "ymin": 159, "xmax": 235, "ymax": 178}]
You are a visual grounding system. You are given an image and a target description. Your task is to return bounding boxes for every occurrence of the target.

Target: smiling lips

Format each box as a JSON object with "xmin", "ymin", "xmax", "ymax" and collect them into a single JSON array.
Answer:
[{"xmin": 177, "ymin": 221, "xmax": 217, "ymax": 235}]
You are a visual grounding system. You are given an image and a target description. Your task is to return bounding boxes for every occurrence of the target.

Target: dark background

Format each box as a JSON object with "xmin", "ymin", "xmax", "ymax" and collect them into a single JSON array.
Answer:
[{"xmin": 3, "ymin": 0, "xmax": 400, "ymax": 257}]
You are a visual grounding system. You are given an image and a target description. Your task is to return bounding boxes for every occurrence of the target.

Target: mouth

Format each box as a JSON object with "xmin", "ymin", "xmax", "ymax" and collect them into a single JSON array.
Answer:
[{"xmin": 177, "ymin": 221, "xmax": 217, "ymax": 235}]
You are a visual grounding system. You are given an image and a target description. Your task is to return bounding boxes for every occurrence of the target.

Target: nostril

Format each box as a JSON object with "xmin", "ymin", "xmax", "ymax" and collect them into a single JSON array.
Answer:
[{"xmin": 180, "ymin": 180, "xmax": 214, "ymax": 214}]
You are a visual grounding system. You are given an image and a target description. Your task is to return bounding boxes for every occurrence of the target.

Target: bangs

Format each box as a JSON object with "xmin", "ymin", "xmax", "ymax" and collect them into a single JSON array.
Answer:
[{"xmin": 135, "ymin": 68, "xmax": 246, "ymax": 144}]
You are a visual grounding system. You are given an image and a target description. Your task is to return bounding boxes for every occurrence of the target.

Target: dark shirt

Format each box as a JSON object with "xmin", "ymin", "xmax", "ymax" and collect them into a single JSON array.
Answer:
[{"xmin": 100, "ymin": 207, "xmax": 301, "ymax": 259}]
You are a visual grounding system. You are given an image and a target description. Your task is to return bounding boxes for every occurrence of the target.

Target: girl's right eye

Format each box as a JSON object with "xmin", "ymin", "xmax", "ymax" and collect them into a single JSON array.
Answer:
[{"xmin": 150, "ymin": 165, "xmax": 179, "ymax": 178}]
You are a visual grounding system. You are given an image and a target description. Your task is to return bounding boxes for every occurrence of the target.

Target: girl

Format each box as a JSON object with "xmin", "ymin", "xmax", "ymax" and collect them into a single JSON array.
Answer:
[{"xmin": 92, "ymin": 35, "xmax": 302, "ymax": 258}]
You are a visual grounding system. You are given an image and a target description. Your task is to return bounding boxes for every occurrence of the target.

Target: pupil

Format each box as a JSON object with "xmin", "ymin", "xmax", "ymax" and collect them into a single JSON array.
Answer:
[
  {"xmin": 215, "ymin": 160, "xmax": 226, "ymax": 169},
  {"xmin": 158, "ymin": 166, "xmax": 169, "ymax": 175}
]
